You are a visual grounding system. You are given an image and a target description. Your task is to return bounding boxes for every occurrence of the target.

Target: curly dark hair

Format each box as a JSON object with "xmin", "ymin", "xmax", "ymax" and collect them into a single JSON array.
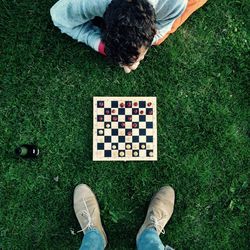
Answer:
[{"xmin": 103, "ymin": 0, "xmax": 156, "ymax": 65}]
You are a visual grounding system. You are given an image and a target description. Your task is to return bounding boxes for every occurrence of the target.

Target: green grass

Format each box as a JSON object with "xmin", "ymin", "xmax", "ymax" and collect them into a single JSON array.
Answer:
[{"xmin": 0, "ymin": 0, "xmax": 249, "ymax": 249}]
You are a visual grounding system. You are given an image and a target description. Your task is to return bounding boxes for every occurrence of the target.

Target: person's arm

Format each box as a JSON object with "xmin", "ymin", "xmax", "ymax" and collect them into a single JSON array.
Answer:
[
  {"xmin": 50, "ymin": 0, "xmax": 109, "ymax": 54},
  {"xmin": 152, "ymin": 0, "xmax": 188, "ymax": 45}
]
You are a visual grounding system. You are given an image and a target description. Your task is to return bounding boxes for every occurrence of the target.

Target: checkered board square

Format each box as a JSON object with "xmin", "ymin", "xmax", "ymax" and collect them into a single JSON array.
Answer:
[{"xmin": 93, "ymin": 97, "xmax": 157, "ymax": 161}]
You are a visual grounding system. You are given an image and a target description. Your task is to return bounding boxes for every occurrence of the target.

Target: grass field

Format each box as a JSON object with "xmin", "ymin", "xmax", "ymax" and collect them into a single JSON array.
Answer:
[{"xmin": 0, "ymin": 0, "xmax": 249, "ymax": 249}]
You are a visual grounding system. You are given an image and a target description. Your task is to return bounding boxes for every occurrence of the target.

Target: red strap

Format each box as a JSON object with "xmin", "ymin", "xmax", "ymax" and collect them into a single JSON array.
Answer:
[{"xmin": 98, "ymin": 41, "xmax": 106, "ymax": 56}]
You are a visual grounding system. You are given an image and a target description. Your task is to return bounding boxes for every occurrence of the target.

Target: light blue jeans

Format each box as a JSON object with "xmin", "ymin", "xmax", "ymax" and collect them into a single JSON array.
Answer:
[{"xmin": 79, "ymin": 227, "xmax": 173, "ymax": 250}]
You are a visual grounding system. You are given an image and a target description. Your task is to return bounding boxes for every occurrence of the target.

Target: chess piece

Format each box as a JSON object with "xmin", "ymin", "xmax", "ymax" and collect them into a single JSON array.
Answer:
[
  {"xmin": 127, "ymin": 102, "xmax": 132, "ymax": 107},
  {"xmin": 133, "ymin": 151, "xmax": 139, "ymax": 157},
  {"xmin": 119, "ymin": 151, "xmax": 125, "ymax": 157},
  {"xmin": 132, "ymin": 123, "xmax": 138, "ymax": 128}
]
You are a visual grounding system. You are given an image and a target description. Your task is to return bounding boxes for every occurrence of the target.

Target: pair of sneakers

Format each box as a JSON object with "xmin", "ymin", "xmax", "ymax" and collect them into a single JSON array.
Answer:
[{"xmin": 73, "ymin": 184, "xmax": 175, "ymax": 247}]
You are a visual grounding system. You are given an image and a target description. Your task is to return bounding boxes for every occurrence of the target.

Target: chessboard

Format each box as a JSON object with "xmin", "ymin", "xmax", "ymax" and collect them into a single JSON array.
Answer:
[{"xmin": 93, "ymin": 97, "xmax": 157, "ymax": 161}]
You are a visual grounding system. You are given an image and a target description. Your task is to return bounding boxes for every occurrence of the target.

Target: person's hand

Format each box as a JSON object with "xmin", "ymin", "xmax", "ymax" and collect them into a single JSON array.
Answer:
[
  {"xmin": 121, "ymin": 47, "xmax": 148, "ymax": 73},
  {"xmin": 122, "ymin": 61, "xmax": 140, "ymax": 73}
]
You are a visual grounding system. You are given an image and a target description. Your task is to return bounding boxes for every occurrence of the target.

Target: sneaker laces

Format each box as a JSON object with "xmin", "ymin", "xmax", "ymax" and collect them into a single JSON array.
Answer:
[
  {"xmin": 71, "ymin": 198, "xmax": 94, "ymax": 235},
  {"xmin": 150, "ymin": 212, "xmax": 166, "ymax": 234}
]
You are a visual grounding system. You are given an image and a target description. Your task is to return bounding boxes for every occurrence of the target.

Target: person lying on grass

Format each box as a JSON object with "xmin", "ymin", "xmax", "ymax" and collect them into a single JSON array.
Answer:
[{"xmin": 50, "ymin": 0, "xmax": 207, "ymax": 73}]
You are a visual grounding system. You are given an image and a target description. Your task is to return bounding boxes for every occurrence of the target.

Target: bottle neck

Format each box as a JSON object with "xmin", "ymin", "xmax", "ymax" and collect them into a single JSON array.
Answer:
[{"xmin": 16, "ymin": 147, "xmax": 28, "ymax": 156}]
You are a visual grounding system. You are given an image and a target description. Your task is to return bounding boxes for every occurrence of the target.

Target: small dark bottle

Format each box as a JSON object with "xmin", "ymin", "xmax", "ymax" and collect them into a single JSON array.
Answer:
[{"xmin": 15, "ymin": 144, "xmax": 39, "ymax": 158}]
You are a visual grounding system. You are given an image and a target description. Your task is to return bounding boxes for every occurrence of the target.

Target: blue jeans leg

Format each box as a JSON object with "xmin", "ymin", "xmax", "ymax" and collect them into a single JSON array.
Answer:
[
  {"xmin": 79, "ymin": 228, "xmax": 105, "ymax": 250},
  {"xmin": 137, "ymin": 228, "xmax": 173, "ymax": 250}
]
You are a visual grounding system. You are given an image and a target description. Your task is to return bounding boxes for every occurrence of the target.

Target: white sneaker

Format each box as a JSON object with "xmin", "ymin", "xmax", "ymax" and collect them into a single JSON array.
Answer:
[
  {"xmin": 73, "ymin": 184, "xmax": 107, "ymax": 247},
  {"xmin": 137, "ymin": 186, "xmax": 175, "ymax": 240}
]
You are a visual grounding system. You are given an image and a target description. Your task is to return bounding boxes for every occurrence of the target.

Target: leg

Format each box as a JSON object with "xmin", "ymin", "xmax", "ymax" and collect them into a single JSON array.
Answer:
[
  {"xmin": 137, "ymin": 228, "xmax": 165, "ymax": 250},
  {"xmin": 74, "ymin": 184, "xmax": 107, "ymax": 250},
  {"xmin": 136, "ymin": 186, "xmax": 175, "ymax": 250},
  {"xmin": 154, "ymin": 0, "xmax": 208, "ymax": 45},
  {"xmin": 79, "ymin": 228, "xmax": 105, "ymax": 250}
]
